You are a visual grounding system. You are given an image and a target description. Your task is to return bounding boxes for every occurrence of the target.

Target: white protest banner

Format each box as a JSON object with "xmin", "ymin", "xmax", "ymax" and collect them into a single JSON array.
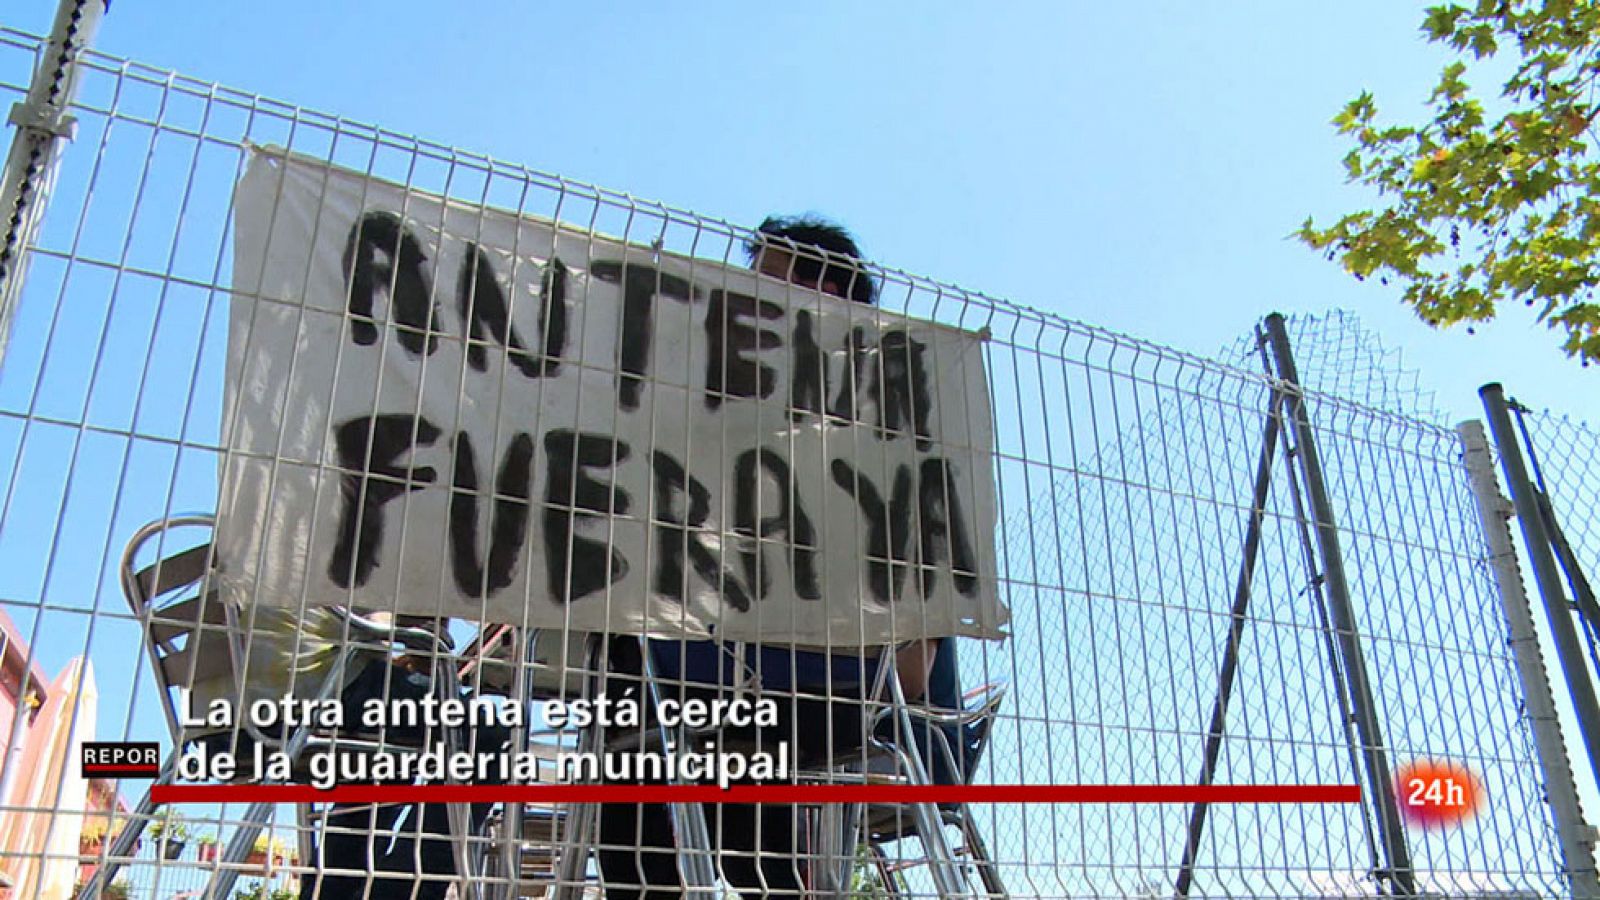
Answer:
[{"xmin": 220, "ymin": 147, "xmax": 1006, "ymax": 645}]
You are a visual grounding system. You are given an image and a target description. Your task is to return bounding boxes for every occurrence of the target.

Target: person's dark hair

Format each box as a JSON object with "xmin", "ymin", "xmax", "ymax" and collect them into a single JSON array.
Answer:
[{"xmin": 745, "ymin": 214, "xmax": 877, "ymax": 305}]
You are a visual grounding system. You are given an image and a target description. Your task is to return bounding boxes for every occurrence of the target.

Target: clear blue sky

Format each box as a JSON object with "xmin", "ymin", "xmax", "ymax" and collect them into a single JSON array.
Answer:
[{"xmin": 15, "ymin": 0, "xmax": 1593, "ymax": 426}]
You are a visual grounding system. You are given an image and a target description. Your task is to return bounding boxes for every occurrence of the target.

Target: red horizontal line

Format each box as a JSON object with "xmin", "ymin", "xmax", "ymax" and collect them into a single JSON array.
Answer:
[
  {"xmin": 84, "ymin": 766, "xmax": 160, "ymax": 774},
  {"xmin": 153, "ymin": 784, "xmax": 1359, "ymax": 805}
]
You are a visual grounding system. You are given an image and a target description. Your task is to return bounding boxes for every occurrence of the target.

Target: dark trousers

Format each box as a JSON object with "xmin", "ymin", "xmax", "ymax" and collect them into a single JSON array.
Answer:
[
  {"xmin": 596, "ymin": 638, "xmax": 868, "ymax": 900},
  {"xmin": 299, "ymin": 661, "xmax": 506, "ymax": 900},
  {"xmin": 601, "ymin": 796, "xmax": 806, "ymax": 900}
]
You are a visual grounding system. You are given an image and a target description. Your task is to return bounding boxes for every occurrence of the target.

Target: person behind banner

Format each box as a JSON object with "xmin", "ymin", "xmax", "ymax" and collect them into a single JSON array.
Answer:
[{"xmin": 597, "ymin": 215, "xmax": 966, "ymax": 900}]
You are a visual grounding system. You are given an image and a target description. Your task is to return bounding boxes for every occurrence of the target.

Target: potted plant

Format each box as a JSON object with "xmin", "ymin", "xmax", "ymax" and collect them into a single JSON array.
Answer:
[
  {"xmin": 150, "ymin": 813, "xmax": 190, "ymax": 860},
  {"xmin": 244, "ymin": 836, "xmax": 267, "ymax": 868},
  {"xmin": 77, "ymin": 819, "xmax": 109, "ymax": 856},
  {"xmin": 100, "ymin": 880, "xmax": 130, "ymax": 900},
  {"xmin": 196, "ymin": 833, "xmax": 219, "ymax": 862},
  {"xmin": 232, "ymin": 880, "xmax": 296, "ymax": 900},
  {"xmin": 245, "ymin": 835, "xmax": 289, "ymax": 869}
]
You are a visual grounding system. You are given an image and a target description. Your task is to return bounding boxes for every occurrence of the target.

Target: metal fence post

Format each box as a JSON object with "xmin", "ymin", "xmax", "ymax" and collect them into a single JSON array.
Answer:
[
  {"xmin": 1262, "ymin": 313, "xmax": 1417, "ymax": 896},
  {"xmin": 1173, "ymin": 390, "xmax": 1281, "ymax": 898},
  {"xmin": 1481, "ymin": 384, "xmax": 1600, "ymax": 790},
  {"xmin": 1458, "ymin": 419, "xmax": 1600, "ymax": 899},
  {"xmin": 0, "ymin": 0, "xmax": 107, "ymax": 367}
]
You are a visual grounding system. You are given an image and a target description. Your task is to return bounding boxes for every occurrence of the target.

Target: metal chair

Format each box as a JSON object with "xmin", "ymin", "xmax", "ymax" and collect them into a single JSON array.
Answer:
[
  {"xmin": 83, "ymin": 515, "xmax": 485, "ymax": 900},
  {"xmin": 856, "ymin": 679, "xmax": 1010, "ymax": 898},
  {"xmin": 451, "ymin": 630, "xmax": 1007, "ymax": 899},
  {"xmin": 475, "ymin": 635, "xmax": 890, "ymax": 898},
  {"xmin": 458, "ymin": 623, "xmax": 607, "ymax": 900},
  {"xmin": 608, "ymin": 639, "xmax": 985, "ymax": 899}
]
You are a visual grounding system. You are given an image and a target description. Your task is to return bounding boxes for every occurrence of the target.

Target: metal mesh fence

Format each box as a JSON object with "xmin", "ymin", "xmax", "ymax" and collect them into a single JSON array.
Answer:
[
  {"xmin": 1519, "ymin": 411, "xmax": 1600, "ymax": 614},
  {"xmin": 1515, "ymin": 404, "xmax": 1600, "ymax": 763},
  {"xmin": 1225, "ymin": 310, "xmax": 1447, "ymax": 427},
  {"xmin": 0, "ymin": 23, "xmax": 1580, "ymax": 900}
]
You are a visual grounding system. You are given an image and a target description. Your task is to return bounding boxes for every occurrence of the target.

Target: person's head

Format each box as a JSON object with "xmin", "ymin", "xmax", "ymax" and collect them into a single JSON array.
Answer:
[{"xmin": 745, "ymin": 214, "xmax": 877, "ymax": 305}]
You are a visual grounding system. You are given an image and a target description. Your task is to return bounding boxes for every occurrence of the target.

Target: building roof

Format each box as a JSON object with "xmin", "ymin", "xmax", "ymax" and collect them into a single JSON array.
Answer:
[{"xmin": 0, "ymin": 606, "xmax": 51, "ymax": 708}]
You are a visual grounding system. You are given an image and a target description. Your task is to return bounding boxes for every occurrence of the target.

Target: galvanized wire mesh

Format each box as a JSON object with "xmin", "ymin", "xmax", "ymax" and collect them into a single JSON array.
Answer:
[
  {"xmin": 1519, "ymin": 410, "xmax": 1600, "ymax": 611},
  {"xmin": 0, "ymin": 24, "xmax": 1578, "ymax": 900},
  {"xmin": 1226, "ymin": 310, "xmax": 1446, "ymax": 427},
  {"xmin": 1518, "ymin": 407, "xmax": 1600, "ymax": 692}
]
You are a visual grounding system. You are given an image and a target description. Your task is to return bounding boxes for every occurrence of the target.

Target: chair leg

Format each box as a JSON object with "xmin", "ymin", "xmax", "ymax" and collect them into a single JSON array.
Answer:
[
  {"xmin": 497, "ymin": 799, "xmax": 522, "ymax": 900},
  {"xmin": 551, "ymin": 800, "xmax": 594, "ymax": 900},
  {"xmin": 813, "ymin": 801, "xmax": 866, "ymax": 898},
  {"xmin": 868, "ymin": 842, "xmax": 902, "ymax": 898},
  {"xmin": 79, "ymin": 757, "xmax": 169, "ymax": 900},
  {"xmin": 811, "ymin": 804, "xmax": 845, "ymax": 897},
  {"xmin": 884, "ymin": 675, "xmax": 974, "ymax": 899},
  {"xmin": 908, "ymin": 798, "xmax": 968, "ymax": 896},
  {"xmin": 205, "ymin": 800, "xmax": 276, "ymax": 900},
  {"xmin": 552, "ymin": 634, "xmax": 605, "ymax": 900},
  {"xmin": 637, "ymin": 636, "xmax": 717, "ymax": 894},
  {"xmin": 483, "ymin": 626, "xmax": 534, "ymax": 900},
  {"xmin": 427, "ymin": 660, "xmax": 482, "ymax": 900},
  {"xmin": 447, "ymin": 799, "xmax": 479, "ymax": 900},
  {"xmin": 957, "ymin": 812, "xmax": 1007, "ymax": 899}
]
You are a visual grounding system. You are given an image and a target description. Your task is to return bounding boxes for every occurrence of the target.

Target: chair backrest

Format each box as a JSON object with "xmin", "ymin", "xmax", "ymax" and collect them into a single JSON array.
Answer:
[
  {"xmin": 895, "ymin": 637, "xmax": 1007, "ymax": 787},
  {"xmin": 953, "ymin": 680, "xmax": 1006, "ymax": 784},
  {"xmin": 120, "ymin": 516, "xmax": 236, "ymax": 741}
]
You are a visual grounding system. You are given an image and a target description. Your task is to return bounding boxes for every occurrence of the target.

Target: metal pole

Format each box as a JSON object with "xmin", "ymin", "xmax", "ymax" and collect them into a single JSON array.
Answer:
[
  {"xmin": 1174, "ymin": 392, "xmax": 1281, "ymax": 898},
  {"xmin": 1262, "ymin": 313, "xmax": 1416, "ymax": 896},
  {"xmin": 1458, "ymin": 420, "xmax": 1600, "ymax": 899},
  {"xmin": 0, "ymin": 0, "xmax": 106, "ymax": 367},
  {"xmin": 637, "ymin": 637, "xmax": 720, "ymax": 894},
  {"xmin": 552, "ymin": 633, "xmax": 605, "ymax": 900},
  {"xmin": 1481, "ymin": 383, "xmax": 1600, "ymax": 788},
  {"xmin": 1278, "ymin": 385, "xmax": 1385, "ymax": 879}
]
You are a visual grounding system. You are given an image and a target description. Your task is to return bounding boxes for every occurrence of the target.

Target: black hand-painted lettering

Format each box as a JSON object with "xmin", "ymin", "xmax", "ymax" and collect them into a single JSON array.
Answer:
[
  {"xmin": 459, "ymin": 243, "xmax": 542, "ymax": 378},
  {"xmin": 733, "ymin": 449, "xmax": 821, "ymax": 601},
  {"xmin": 342, "ymin": 211, "xmax": 439, "ymax": 356},
  {"xmin": 876, "ymin": 330, "xmax": 934, "ymax": 449},
  {"xmin": 538, "ymin": 258, "xmax": 570, "ymax": 375},
  {"xmin": 918, "ymin": 458, "xmax": 978, "ymax": 596},
  {"xmin": 449, "ymin": 431, "xmax": 534, "ymax": 598},
  {"xmin": 589, "ymin": 260, "xmax": 695, "ymax": 410},
  {"xmin": 650, "ymin": 451, "xmax": 750, "ymax": 611},
  {"xmin": 705, "ymin": 289, "xmax": 783, "ymax": 410},
  {"xmin": 789, "ymin": 310, "xmax": 826, "ymax": 421},
  {"xmin": 543, "ymin": 429, "xmax": 631, "ymax": 602},
  {"xmin": 830, "ymin": 459, "xmax": 915, "ymax": 603},
  {"xmin": 828, "ymin": 327, "xmax": 871, "ymax": 422},
  {"xmin": 329, "ymin": 414, "xmax": 441, "ymax": 588}
]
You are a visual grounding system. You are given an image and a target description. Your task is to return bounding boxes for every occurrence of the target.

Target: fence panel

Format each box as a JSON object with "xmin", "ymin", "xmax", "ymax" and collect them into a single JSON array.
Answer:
[{"xmin": 0, "ymin": 24, "xmax": 1580, "ymax": 900}]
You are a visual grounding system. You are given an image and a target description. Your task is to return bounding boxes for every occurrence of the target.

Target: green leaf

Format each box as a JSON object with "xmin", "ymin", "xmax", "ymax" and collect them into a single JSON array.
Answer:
[
  {"xmin": 1302, "ymin": 0, "xmax": 1600, "ymax": 364},
  {"xmin": 1422, "ymin": 4, "xmax": 1467, "ymax": 40}
]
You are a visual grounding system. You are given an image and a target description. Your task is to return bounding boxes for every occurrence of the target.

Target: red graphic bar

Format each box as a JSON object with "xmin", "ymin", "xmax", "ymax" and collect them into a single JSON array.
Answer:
[
  {"xmin": 84, "ymin": 766, "xmax": 160, "ymax": 775},
  {"xmin": 154, "ymin": 784, "xmax": 1359, "ymax": 805}
]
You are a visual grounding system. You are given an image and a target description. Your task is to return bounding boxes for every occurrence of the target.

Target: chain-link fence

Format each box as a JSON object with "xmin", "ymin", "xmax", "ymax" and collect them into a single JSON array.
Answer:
[
  {"xmin": 1489, "ymin": 397, "xmax": 1600, "ymax": 855},
  {"xmin": 0, "ymin": 15, "xmax": 1588, "ymax": 900},
  {"xmin": 1517, "ymin": 412, "xmax": 1600, "ymax": 615}
]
